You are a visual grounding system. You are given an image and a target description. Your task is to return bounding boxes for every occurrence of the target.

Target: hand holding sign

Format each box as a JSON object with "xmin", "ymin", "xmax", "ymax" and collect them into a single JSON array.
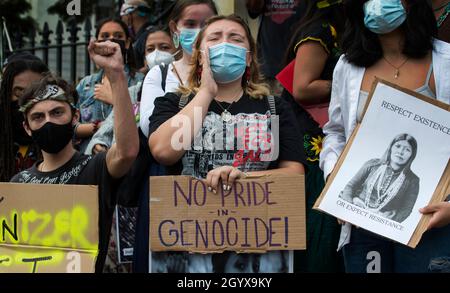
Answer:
[
  {"xmin": 205, "ymin": 166, "xmax": 246, "ymax": 194},
  {"xmin": 420, "ymin": 201, "xmax": 450, "ymax": 230},
  {"xmin": 150, "ymin": 175, "xmax": 306, "ymax": 252}
]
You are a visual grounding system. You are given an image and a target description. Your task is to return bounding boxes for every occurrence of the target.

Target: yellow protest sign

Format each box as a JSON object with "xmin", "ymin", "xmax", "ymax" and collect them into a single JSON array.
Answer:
[
  {"xmin": 0, "ymin": 183, "xmax": 99, "ymax": 273},
  {"xmin": 149, "ymin": 175, "xmax": 306, "ymax": 252}
]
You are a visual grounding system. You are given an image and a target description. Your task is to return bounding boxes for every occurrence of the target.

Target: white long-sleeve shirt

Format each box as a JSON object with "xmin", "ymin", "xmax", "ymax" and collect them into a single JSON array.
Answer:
[{"xmin": 139, "ymin": 63, "xmax": 183, "ymax": 137}]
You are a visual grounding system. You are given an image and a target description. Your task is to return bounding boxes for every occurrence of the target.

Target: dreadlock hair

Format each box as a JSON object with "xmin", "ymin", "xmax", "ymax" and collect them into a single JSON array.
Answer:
[{"xmin": 0, "ymin": 58, "xmax": 49, "ymax": 181}]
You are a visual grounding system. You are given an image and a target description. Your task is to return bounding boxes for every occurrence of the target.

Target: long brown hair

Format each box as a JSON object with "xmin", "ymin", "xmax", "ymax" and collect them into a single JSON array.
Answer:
[
  {"xmin": 381, "ymin": 133, "xmax": 418, "ymax": 174},
  {"xmin": 178, "ymin": 14, "xmax": 270, "ymax": 99}
]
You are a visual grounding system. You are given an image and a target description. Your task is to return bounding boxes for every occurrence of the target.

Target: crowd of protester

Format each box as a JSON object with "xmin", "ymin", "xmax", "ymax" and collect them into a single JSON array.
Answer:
[{"xmin": 1, "ymin": 0, "xmax": 449, "ymax": 273}]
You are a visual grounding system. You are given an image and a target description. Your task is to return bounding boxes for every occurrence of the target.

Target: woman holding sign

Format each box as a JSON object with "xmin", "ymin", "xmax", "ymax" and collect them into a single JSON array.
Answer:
[
  {"xmin": 320, "ymin": 0, "xmax": 450, "ymax": 273},
  {"xmin": 148, "ymin": 15, "xmax": 306, "ymax": 272}
]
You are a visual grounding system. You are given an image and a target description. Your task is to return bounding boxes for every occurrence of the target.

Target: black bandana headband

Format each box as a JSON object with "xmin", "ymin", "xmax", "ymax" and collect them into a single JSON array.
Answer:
[{"xmin": 19, "ymin": 84, "xmax": 76, "ymax": 113}]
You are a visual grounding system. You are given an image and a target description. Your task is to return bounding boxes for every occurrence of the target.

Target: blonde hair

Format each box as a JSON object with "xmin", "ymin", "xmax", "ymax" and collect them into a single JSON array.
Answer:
[{"xmin": 178, "ymin": 14, "xmax": 270, "ymax": 99}]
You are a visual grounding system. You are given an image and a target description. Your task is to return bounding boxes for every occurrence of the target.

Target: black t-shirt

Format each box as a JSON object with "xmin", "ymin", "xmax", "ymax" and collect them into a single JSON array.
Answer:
[
  {"xmin": 10, "ymin": 152, "xmax": 118, "ymax": 273},
  {"xmin": 249, "ymin": 0, "xmax": 307, "ymax": 79},
  {"xmin": 149, "ymin": 92, "xmax": 306, "ymax": 178}
]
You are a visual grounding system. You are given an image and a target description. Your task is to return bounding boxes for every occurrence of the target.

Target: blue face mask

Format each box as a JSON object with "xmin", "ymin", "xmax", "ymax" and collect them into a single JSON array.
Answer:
[
  {"xmin": 363, "ymin": 0, "xmax": 407, "ymax": 34},
  {"xmin": 209, "ymin": 42, "xmax": 248, "ymax": 84},
  {"xmin": 179, "ymin": 28, "xmax": 200, "ymax": 55}
]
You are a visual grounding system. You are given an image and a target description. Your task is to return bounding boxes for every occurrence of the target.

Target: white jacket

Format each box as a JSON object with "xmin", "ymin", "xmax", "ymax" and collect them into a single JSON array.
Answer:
[
  {"xmin": 140, "ymin": 63, "xmax": 182, "ymax": 137},
  {"xmin": 320, "ymin": 39, "xmax": 450, "ymax": 249}
]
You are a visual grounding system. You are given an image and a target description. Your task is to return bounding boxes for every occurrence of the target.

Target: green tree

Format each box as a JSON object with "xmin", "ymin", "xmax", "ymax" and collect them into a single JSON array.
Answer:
[{"xmin": 0, "ymin": 0, "xmax": 36, "ymax": 32}]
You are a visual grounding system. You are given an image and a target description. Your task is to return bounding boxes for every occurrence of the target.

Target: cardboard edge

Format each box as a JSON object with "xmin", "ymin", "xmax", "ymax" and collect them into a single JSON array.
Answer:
[
  {"xmin": 313, "ymin": 124, "xmax": 361, "ymax": 211},
  {"xmin": 408, "ymin": 160, "xmax": 450, "ymax": 248}
]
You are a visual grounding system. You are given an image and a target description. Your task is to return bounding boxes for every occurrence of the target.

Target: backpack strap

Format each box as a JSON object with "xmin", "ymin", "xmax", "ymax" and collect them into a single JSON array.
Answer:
[
  {"xmin": 267, "ymin": 95, "xmax": 276, "ymax": 115},
  {"xmin": 159, "ymin": 64, "xmax": 169, "ymax": 92},
  {"xmin": 178, "ymin": 95, "xmax": 189, "ymax": 110}
]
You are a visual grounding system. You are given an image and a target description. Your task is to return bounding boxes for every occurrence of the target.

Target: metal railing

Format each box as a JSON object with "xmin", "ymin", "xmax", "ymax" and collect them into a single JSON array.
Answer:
[{"xmin": 2, "ymin": 18, "xmax": 93, "ymax": 84}]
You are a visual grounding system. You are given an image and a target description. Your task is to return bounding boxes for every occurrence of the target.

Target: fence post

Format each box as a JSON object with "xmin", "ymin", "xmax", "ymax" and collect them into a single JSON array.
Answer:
[
  {"xmin": 67, "ymin": 19, "xmax": 80, "ymax": 84},
  {"xmin": 56, "ymin": 21, "xmax": 64, "ymax": 76},
  {"xmin": 40, "ymin": 22, "xmax": 52, "ymax": 65},
  {"xmin": 29, "ymin": 27, "xmax": 36, "ymax": 55},
  {"xmin": 13, "ymin": 30, "xmax": 23, "ymax": 52},
  {"xmin": 84, "ymin": 18, "xmax": 92, "ymax": 77}
]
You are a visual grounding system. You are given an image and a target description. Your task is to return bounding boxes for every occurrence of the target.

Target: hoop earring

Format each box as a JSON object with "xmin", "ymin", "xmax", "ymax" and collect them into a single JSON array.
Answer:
[
  {"xmin": 245, "ymin": 66, "xmax": 251, "ymax": 85},
  {"xmin": 197, "ymin": 66, "xmax": 203, "ymax": 84}
]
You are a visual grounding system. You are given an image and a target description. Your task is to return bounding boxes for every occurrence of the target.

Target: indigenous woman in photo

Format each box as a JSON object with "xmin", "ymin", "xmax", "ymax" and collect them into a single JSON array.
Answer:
[{"xmin": 340, "ymin": 133, "xmax": 419, "ymax": 223}]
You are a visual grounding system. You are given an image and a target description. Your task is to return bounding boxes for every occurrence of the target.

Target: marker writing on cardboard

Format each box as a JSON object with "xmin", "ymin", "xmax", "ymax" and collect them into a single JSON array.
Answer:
[
  {"xmin": 1, "ymin": 206, "xmax": 96, "ymax": 249},
  {"xmin": 22, "ymin": 256, "xmax": 53, "ymax": 273},
  {"xmin": 173, "ymin": 178, "xmax": 277, "ymax": 208},
  {"xmin": 157, "ymin": 216, "xmax": 289, "ymax": 249},
  {"xmin": 0, "ymin": 258, "xmax": 10, "ymax": 264}
]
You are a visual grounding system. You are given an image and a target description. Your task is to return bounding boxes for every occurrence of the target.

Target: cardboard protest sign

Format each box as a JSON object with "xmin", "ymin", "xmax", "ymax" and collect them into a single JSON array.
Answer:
[
  {"xmin": 0, "ymin": 184, "xmax": 99, "ymax": 273},
  {"xmin": 315, "ymin": 79, "xmax": 450, "ymax": 248},
  {"xmin": 149, "ymin": 175, "xmax": 305, "ymax": 252}
]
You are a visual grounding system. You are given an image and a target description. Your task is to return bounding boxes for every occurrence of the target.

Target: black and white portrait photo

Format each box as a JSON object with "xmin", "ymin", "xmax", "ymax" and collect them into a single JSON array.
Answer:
[
  {"xmin": 339, "ymin": 133, "xmax": 420, "ymax": 223},
  {"xmin": 316, "ymin": 81, "xmax": 450, "ymax": 245}
]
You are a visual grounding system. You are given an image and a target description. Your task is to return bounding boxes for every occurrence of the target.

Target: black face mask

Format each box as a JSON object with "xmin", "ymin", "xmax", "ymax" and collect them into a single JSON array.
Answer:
[
  {"xmin": 11, "ymin": 101, "xmax": 33, "ymax": 145},
  {"xmin": 31, "ymin": 121, "xmax": 74, "ymax": 154},
  {"xmin": 98, "ymin": 39, "xmax": 127, "ymax": 64}
]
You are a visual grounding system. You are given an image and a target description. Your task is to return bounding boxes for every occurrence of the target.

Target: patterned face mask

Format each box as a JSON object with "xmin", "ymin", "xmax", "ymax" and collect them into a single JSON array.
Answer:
[{"xmin": 19, "ymin": 84, "xmax": 75, "ymax": 113}]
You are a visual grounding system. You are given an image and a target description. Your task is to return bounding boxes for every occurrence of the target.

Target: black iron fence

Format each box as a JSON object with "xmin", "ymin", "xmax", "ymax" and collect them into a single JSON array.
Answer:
[
  {"xmin": 2, "ymin": 19, "xmax": 92, "ymax": 82},
  {"xmin": 1, "ymin": 0, "xmax": 176, "ymax": 84},
  {"xmin": 2, "ymin": 18, "xmax": 93, "ymax": 84}
]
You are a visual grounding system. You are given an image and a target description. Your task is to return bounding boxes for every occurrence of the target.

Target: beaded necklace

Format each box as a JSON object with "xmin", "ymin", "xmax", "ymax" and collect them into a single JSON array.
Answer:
[{"xmin": 437, "ymin": 2, "xmax": 450, "ymax": 28}]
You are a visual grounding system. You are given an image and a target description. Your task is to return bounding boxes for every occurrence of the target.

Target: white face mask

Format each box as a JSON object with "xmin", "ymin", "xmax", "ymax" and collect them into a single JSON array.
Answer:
[{"xmin": 145, "ymin": 50, "xmax": 175, "ymax": 69}]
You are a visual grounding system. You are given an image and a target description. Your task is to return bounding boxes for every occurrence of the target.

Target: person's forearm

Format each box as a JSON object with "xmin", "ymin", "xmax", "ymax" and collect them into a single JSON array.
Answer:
[
  {"xmin": 76, "ymin": 123, "xmax": 96, "ymax": 138},
  {"xmin": 150, "ymin": 89, "xmax": 212, "ymax": 165},
  {"xmin": 293, "ymin": 80, "xmax": 331, "ymax": 106},
  {"xmin": 340, "ymin": 186, "xmax": 355, "ymax": 202},
  {"xmin": 110, "ymin": 72, "xmax": 139, "ymax": 162}
]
